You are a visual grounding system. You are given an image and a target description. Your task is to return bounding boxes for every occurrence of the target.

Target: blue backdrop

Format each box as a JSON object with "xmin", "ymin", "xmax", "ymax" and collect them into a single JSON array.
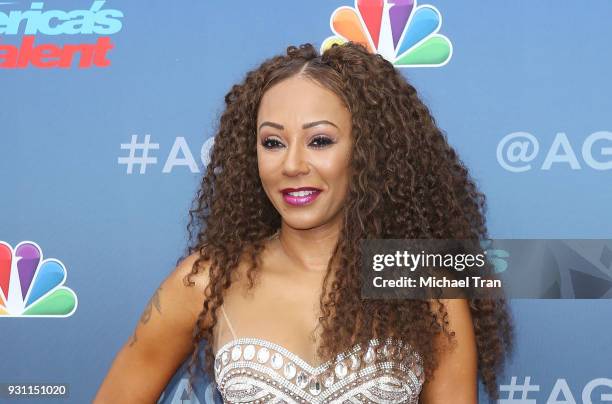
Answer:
[{"xmin": 1, "ymin": 1, "xmax": 611, "ymax": 403}]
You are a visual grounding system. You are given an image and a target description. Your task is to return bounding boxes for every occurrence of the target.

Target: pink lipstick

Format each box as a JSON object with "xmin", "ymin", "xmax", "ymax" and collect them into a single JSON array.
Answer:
[{"xmin": 280, "ymin": 187, "xmax": 322, "ymax": 206}]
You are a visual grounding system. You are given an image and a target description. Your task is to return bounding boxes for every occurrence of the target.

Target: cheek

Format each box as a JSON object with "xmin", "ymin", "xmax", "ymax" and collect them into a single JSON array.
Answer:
[
  {"xmin": 315, "ymin": 156, "xmax": 351, "ymax": 189},
  {"xmin": 257, "ymin": 154, "xmax": 277, "ymax": 183}
]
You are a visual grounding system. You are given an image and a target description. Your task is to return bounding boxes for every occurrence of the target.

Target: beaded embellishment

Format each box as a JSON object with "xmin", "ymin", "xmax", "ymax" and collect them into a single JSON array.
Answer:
[{"xmin": 214, "ymin": 337, "xmax": 424, "ymax": 403}]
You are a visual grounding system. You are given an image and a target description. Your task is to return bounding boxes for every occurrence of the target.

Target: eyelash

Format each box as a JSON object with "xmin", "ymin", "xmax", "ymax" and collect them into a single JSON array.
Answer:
[{"xmin": 261, "ymin": 135, "xmax": 335, "ymax": 149}]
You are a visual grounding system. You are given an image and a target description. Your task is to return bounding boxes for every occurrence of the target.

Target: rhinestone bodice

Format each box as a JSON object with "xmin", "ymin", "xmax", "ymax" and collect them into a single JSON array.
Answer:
[{"xmin": 213, "ymin": 336, "xmax": 424, "ymax": 403}]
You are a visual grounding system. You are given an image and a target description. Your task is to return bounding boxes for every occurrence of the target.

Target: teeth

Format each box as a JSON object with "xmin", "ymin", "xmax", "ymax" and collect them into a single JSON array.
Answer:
[{"xmin": 287, "ymin": 190, "xmax": 318, "ymax": 197}]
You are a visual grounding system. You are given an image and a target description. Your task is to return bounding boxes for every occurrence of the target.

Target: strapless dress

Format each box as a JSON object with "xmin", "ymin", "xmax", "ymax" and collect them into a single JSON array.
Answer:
[{"xmin": 213, "ymin": 336, "xmax": 424, "ymax": 403}]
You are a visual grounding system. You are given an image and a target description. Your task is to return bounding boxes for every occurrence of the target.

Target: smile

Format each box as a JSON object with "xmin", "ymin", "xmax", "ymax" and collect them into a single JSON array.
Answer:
[{"xmin": 281, "ymin": 189, "xmax": 321, "ymax": 206}]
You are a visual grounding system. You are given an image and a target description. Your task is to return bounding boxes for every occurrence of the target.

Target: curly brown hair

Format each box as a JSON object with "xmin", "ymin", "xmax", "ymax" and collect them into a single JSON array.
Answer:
[{"xmin": 179, "ymin": 41, "xmax": 514, "ymax": 400}]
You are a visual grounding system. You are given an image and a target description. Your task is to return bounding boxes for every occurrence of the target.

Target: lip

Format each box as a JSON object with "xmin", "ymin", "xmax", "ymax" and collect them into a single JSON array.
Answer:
[{"xmin": 280, "ymin": 187, "xmax": 322, "ymax": 206}]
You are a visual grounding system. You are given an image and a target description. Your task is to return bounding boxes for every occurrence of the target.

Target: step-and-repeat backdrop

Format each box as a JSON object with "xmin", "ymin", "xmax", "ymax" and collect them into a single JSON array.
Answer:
[{"xmin": 2, "ymin": 1, "xmax": 611, "ymax": 403}]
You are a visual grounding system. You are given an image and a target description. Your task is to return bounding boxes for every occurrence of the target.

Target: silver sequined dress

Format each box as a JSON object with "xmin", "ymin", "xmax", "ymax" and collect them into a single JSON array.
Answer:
[{"xmin": 213, "ymin": 306, "xmax": 425, "ymax": 403}]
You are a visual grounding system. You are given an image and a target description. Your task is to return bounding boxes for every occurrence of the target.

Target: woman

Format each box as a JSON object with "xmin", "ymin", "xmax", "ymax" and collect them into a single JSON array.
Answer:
[{"xmin": 95, "ymin": 42, "xmax": 513, "ymax": 403}]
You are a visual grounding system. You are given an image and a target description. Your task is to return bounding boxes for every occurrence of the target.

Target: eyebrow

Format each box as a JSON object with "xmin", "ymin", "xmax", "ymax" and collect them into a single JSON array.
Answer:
[{"xmin": 258, "ymin": 120, "xmax": 338, "ymax": 132}]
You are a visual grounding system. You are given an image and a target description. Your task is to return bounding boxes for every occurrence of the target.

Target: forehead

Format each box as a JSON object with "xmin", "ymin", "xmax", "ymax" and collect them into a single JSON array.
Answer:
[{"xmin": 257, "ymin": 76, "xmax": 350, "ymax": 126}]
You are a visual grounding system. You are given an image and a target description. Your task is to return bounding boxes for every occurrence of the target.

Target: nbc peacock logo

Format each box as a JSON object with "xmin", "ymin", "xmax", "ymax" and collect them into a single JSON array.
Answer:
[
  {"xmin": 0, "ymin": 241, "xmax": 77, "ymax": 317},
  {"xmin": 321, "ymin": 0, "xmax": 452, "ymax": 67}
]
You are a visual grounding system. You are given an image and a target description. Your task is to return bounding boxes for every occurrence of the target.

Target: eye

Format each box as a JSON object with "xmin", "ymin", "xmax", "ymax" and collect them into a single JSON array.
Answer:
[
  {"xmin": 310, "ymin": 135, "xmax": 335, "ymax": 148},
  {"xmin": 261, "ymin": 137, "xmax": 283, "ymax": 149}
]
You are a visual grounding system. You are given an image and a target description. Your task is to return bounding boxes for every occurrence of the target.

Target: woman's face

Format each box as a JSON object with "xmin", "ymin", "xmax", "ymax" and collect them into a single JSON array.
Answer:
[{"xmin": 256, "ymin": 75, "xmax": 353, "ymax": 231}]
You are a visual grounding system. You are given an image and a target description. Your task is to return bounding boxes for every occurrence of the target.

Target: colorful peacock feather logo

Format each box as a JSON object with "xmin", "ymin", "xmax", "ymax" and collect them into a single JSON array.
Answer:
[
  {"xmin": 321, "ymin": 0, "xmax": 452, "ymax": 67},
  {"xmin": 0, "ymin": 241, "xmax": 77, "ymax": 317}
]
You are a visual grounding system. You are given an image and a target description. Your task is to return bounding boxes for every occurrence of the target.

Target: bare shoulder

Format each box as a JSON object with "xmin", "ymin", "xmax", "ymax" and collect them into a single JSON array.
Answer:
[
  {"xmin": 172, "ymin": 251, "xmax": 212, "ymax": 291},
  {"xmin": 429, "ymin": 299, "xmax": 473, "ymax": 329},
  {"xmin": 167, "ymin": 250, "xmax": 214, "ymax": 324},
  {"xmin": 124, "ymin": 251, "xmax": 214, "ymax": 349}
]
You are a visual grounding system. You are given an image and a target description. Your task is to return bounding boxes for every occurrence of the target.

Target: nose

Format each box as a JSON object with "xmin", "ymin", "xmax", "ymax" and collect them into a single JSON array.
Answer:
[{"xmin": 282, "ymin": 141, "xmax": 310, "ymax": 177}]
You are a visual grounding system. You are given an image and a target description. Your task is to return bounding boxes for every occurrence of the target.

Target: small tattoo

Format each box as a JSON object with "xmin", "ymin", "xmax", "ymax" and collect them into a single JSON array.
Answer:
[
  {"xmin": 128, "ymin": 332, "xmax": 138, "ymax": 347},
  {"xmin": 140, "ymin": 285, "xmax": 163, "ymax": 324},
  {"xmin": 128, "ymin": 286, "xmax": 163, "ymax": 347}
]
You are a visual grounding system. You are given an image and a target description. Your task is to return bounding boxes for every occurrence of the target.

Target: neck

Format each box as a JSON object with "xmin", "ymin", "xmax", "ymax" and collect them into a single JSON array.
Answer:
[{"xmin": 276, "ymin": 221, "xmax": 342, "ymax": 273}]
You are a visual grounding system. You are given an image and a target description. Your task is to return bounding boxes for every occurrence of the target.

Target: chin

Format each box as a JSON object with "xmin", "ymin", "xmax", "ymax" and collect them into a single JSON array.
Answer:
[{"xmin": 282, "ymin": 215, "xmax": 325, "ymax": 231}]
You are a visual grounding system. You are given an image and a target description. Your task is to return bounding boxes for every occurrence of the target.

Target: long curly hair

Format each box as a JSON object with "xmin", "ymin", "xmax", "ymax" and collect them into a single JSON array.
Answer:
[{"xmin": 179, "ymin": 42, "xmax": 514, "ymax": 400}]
